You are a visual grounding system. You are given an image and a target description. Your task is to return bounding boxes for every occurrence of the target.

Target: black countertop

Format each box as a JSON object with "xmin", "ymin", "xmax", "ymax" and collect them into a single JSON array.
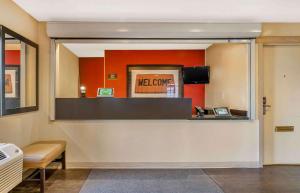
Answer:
[
  {"xmin": 55, "ymin": 98, "xmax": 249, "ymax": 121},
  {"xmin": 190, "ymin": 115, "xmax": 249, "ymax": 120}
]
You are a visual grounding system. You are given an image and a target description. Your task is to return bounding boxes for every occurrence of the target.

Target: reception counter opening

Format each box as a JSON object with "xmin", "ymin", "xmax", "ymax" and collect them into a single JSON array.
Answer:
[{"xmin": 54, "ymin": 41, "xmax": 251, "ymax": 120}]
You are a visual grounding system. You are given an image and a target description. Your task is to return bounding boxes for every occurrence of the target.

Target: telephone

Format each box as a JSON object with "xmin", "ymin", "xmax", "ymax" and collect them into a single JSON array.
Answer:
[{"xmin": 195, "ymin": 106, "xmax": 205, "ymax": 116}]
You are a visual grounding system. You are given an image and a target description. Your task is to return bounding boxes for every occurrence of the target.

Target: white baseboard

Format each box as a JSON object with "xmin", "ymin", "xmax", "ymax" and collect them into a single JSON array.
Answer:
[{"xmin": 67, "ymin": 161, "xmax": 262, "ymax": 169}]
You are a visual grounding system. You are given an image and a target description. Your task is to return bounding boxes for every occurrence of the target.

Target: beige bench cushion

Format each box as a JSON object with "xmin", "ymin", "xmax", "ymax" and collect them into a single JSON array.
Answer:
[{"xmin": 23, "ymin": 141, "xmax": 66, "ymax": 169}]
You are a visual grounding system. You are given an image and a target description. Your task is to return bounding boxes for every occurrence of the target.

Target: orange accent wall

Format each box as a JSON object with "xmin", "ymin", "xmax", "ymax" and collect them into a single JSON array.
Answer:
[
  {"xmin": 79, "ymin": 57, "xmax": 104, "ymax": 97},
  {"xmin": 79, "ymin": 50, "xmax": 205, "ymax": 114},
  {"xmin": 5, "ymin": 50, "xmax": 20, "ymax": 65}
]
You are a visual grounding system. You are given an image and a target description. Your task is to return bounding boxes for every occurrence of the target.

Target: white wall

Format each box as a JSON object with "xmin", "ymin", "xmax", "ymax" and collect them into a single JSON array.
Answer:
[
  {"xmin": 0, "ymin": 1, "xmax": 260, "ymax": 168},
  {"xmin": 0, "ymin": 0, "xmax": 39, "ymax": 147},
  {"xmin": 35, "ymin": 24, "xmax": 260, "ymax": 168},
  {"xmin": 205, "ymin": 43, "xmax": 249, "ymax": 110},
  {"xmin": 38, "ymin": 119, "xmax": 259, "ymax": 168}
]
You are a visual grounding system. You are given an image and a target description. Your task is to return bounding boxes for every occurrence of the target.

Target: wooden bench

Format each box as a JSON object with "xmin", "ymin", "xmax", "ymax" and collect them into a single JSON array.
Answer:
[{"xmin": 22, "ymin": 141, "xmax": 66, "ymax": 193}]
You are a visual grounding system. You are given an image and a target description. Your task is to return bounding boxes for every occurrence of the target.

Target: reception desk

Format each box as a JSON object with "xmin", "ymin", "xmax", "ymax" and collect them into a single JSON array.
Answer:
[{"xmin": 55, "ymin": 98, "xmax": 192, "ymax": 120}]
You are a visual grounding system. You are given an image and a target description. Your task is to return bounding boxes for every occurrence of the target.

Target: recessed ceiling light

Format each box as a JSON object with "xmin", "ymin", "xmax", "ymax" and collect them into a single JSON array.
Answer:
[
  {"xmin": 189, "ymin": 29, "xmax": 203, "ymax": 33},
  {"xmin": 251, "ymin": 29, "xmax": 261, "ymax": 33},
  {"xmin": 117, "ymin": 29, "xmax": 129, "ymax": 32},
  {"xmin": 228, "ymin": 39, "xmax": 250, "ymax": 43}
]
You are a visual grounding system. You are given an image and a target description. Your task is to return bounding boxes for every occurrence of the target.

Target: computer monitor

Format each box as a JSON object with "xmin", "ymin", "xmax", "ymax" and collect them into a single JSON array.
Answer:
[{"xmin": 97, "ymin": 88, "xmax": 114, "ymax": 97}]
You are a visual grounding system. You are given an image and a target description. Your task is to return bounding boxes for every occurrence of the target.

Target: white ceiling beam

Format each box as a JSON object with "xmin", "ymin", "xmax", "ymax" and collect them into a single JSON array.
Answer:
[{"xmin": 47, "ymin": 22, "xmax": 261, "ymax": 39}]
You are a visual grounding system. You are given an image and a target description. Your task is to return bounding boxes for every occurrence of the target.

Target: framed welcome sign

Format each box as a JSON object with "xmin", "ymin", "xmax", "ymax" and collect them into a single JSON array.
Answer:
[{"xmin": 127, "ymin": 65, "xmax": 183, "ymax": 98}]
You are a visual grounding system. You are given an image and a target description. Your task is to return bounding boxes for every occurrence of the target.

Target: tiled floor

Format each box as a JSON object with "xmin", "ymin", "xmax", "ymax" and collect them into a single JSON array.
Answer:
[
  {"xmin": 205, "ymin": 165, "xmax": 300, "ymax": 193},
  {"xmin": 11, "ymin": 166, "xmax": 300, "ymax": 193},
  {"xmin": 11, "ymin": 169, "xmax": 91, "ymax": 193}
]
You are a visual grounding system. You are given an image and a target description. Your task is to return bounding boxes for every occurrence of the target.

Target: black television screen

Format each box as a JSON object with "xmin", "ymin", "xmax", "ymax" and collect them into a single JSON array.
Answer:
[{"xmin": 183, "ymin": 66, "xmax": 210, "ymax": 84}]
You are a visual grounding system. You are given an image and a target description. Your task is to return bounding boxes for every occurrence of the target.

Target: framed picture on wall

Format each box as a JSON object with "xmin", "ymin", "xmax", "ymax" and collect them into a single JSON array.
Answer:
[
  {"xmin": 5, "ymin": 66, "xmax": 20, "ymax": 98},
  {"xmin": 127, "ymin": 65, "xmax": 183, "ymax": 98}
]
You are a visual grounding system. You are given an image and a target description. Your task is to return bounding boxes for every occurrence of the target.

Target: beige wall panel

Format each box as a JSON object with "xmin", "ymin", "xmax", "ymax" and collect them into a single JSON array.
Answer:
[
  {"xmin": 262, "ymin": 23, "xmax": 300, "ymax": 37},
  {"xmin": 205, "ymin": 44, "xmax": 249, "ymax": 111},
  {"xmin": 26, "ymin": 45, "xmax": 37, "ymax": 106},
  {"xmin": 0, "ymin": 0, "xmax": 39, "ymax": 147},
  {"xmin": 56, "ymin": 44, "xmax": 79, "ymax": 98},
  {"xmin": 0, "ymin": 0, "xmax": 38, "ymax": 42}
]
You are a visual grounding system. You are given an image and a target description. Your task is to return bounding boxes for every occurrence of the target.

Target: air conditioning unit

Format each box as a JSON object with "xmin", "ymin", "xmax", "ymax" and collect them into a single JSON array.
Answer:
[{"xmin": 0, "ymin": 144, "xmax": 23, "ymax": 193}]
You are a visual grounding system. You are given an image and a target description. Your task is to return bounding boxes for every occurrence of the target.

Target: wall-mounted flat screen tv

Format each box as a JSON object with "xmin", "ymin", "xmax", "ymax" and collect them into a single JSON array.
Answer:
[{"xmin": 183, "ymin": 66, "xmax": 210, "ymax": 84}]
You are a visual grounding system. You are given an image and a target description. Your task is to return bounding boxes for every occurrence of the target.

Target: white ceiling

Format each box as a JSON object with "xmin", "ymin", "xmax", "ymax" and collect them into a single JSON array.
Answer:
[
  {"xmin": 63, "ymin": 43, "xmax": 211, "ymax": 57},
  {"xmin": 14, "ymin": 0, "xmax": 300, "ymax": 22}
]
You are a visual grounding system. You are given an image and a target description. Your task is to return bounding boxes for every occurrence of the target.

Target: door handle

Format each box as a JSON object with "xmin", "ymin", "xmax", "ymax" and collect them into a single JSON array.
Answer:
[{"xmin": 263, "ymin": 97, "xmax": 271, "ymax": 115}]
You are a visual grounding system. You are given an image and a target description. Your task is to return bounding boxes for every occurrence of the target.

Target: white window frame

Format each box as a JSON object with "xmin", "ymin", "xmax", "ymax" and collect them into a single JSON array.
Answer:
[{"xmin": 50, "ymin": 38, "xmax": 256, "ymax": 121}]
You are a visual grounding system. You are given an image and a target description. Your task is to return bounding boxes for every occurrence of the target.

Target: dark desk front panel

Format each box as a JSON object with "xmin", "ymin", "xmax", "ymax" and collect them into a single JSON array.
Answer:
[{"xmin": 55, "ymin": 98, "xmax": 192, "ymax": 120}]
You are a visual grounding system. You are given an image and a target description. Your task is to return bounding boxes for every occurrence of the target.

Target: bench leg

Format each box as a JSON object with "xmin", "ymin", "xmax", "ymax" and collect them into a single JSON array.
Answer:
[
  {"xmin": 40, "ymin": 168, "xmax": 45, "ymax": 193},
  {"xmin": 62, "ymin": 151, "xmax": 66, "ymax": 170}
]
